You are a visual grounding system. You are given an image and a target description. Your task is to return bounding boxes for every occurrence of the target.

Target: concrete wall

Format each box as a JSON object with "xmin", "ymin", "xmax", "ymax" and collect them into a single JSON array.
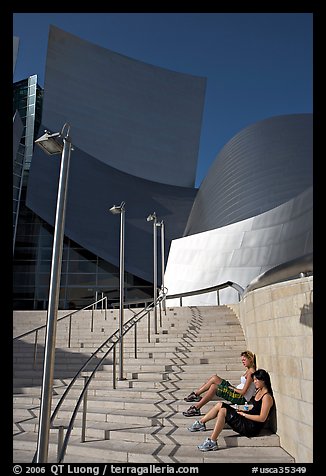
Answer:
[{"xmin": 228, "ymin": 276, "xmax": 313, "ymax": 463}]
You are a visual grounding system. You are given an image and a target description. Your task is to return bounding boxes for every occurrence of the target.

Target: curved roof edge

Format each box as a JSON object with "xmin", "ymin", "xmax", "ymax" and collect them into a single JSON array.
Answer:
[
  {"xmin": 41, "ymin": 25, "xmax": 207, "ymax": 188},
  {"xmin": 184, "ymin": 113, "xmax": 312, "ymax": 235}
]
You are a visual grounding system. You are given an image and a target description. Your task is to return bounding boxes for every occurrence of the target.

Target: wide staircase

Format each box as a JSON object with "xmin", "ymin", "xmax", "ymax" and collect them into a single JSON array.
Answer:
[{"xmin": 13, "ymin": 305, "xmax": 294, "ymax": 463}]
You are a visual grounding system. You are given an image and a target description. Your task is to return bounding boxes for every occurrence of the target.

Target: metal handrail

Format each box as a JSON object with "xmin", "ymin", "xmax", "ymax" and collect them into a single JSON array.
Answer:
[
  {"xmin": 111, "ymin": 297, "xmax": 155, "ymax": 308},
  {"xmin": 13, "ymin": 297, "xmax": 108, "ymax": 366},
  {"xmin": 32, "ymin": 287, "xmax": 167, "ymax": 463},
  {"xmin": 166, "ymin": 280, "xmax": 244, "ymax": 305},
  {"xmin": 13, "ymin": 296, "xmax": 108, "ymax": 341}
]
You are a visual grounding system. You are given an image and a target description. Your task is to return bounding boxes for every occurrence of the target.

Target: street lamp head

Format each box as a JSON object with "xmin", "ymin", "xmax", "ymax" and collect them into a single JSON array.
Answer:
[
  {"xmin": 35, "ymin": 130, "xmax": 63, "ymax": 155},
  {"xmin": 109, "ymin": 201, "xmax": 125, "ymax": 215},
  {"xmin": 35, "ymin": 123, "xmax": 72, "ymax": 156},
  {"xmin": 147, "ymin": 212, "xmax": 157, "ymax": 222}
]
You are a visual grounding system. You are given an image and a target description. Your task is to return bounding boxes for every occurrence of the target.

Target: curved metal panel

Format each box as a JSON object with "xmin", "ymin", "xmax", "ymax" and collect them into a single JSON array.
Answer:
[
  {"xmin": 244, "ymin": 253, "xmax": 313, "ymax": 294},
  {"xmin": 165, "ymin": 187, "xmax": 313, "ymax": 305},
  {"xmin": 13, "ymin": 36, "xmax": 19, "ymax": 76},
  {"xmin": 184, "ymin": 114, "xmax": 312, "ymax": 235},
  {"xmin": 26, "ymin": 139, "xmax": 197, "ymax": 283},
  {"xmin": 41, "ymin": 25, "xmax": 206, "ymax": 188}
]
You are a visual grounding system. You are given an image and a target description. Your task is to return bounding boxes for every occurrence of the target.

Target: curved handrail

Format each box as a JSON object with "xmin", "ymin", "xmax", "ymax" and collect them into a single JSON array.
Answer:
[
  {"xmin": 244, "ymin": 253, "xmax": 313, "ymax": 294},
  {"xmin": 33, "ymin": 287, "xmax": 167, "ymax": 463},
  {"xmin": 166, "ymin": 280, "xmax": 244, "ymax": 304}
]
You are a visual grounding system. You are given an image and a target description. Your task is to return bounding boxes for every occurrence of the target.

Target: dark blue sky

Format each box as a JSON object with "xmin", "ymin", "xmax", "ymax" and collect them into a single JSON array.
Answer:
[{"xmin": 13, "ymin": 12, "xmax": 313, "ymax": 187}]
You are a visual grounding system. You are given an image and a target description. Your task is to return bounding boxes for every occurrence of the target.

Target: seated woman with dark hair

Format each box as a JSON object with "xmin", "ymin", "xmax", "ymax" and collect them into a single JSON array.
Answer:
[{"xmin": 187, "ymin": 369, "xmax": 274, "ymax": 452}]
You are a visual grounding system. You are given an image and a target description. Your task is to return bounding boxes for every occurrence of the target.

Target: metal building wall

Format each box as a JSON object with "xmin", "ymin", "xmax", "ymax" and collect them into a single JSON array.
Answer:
[
  {"xmin": 165, "ymin": 186, "xmax": 313, "ymax": 305},
  {"xmin": 184, "ymin": 114, "xmax": 312, "ymax": 236},
  {"xmin": 13, "ymin": 36, "xmax": 19, "ymax": 75},
  {"xmin": 41, "ymin": 25, "xmax": 206, "ymax": 188},
  {"xmin": 26, "ymin": 142, "xmax": 197, "ymax": 284}
]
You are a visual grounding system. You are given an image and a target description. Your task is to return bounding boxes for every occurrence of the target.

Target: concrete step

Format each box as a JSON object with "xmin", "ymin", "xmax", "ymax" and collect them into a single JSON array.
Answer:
[
  {"xmin": 13, "ymin": 431, "xmax": 294, "ymax": 463},
  {"xmin": 13, "ymin": 305, "xmax": 293, "ymax": 464},
  {"xmin": 14, "ymin": 405, "xmax": 275, "ymax": 431},
  {"xmin": 13, "ymin": 416, "xmax": 279, "ymax": 447},
  {"xmin": 13, "ymin": 396, "xmax": 193, "ymax": 414}
]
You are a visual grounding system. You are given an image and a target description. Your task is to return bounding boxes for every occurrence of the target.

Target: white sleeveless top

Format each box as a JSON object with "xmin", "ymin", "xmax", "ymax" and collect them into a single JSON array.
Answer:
[{"xmin": 236, "ymin": 374, "xmax": 256, "ymax": 401}]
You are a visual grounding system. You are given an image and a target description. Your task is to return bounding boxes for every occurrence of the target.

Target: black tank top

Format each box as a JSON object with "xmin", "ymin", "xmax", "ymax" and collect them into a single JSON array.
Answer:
[{"xmin": 248, "ymin": 392, "xmax": 274, "ymax": 416}]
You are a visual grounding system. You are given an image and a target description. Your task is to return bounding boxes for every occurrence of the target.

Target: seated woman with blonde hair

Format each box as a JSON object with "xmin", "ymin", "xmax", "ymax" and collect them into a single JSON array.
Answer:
[{"xmin": 183, "ymin": 350, "xmax": 256, "ymax": 417}]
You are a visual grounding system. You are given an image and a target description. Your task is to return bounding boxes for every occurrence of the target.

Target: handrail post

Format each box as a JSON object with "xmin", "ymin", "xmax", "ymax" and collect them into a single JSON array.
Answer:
[
  {"xmin": 91, "ymin": 306, "xmax": 94, "ymax": 332},
  {"xmin": 159, "ymin": 301, "xmax": 162, "ymax": 327},
  {"xmin": 33, "ymin": 330, "xmax": 38, "ymax": 369},
  {"xmin": 81, "ymin": 376, "xmax": 88, "ymax": 442},
  {"xmin": 217, "ymin": 290, "xmax": 220, "ymax": 306},
  {"xmin": 91, "ymin": 301, "xmax": 96, "ymax": 332},
  {"xmin": 112, "ymin": 346, "xmax": 116, "ymax": 389},
  {"xmin": 68, "ymin": 315, "xmax": 72, "ymax": 348},
  {"xmin": 134, "ymin": 322, "xmax": 137, "ymax": 359},
  {"xmin": 56, "ymin": 426, "xmax": 65, "ymax": 463},
  {"xmin": 147, "ymin": 311, "xmax": 151, "ymax": 343},
  {"xmin": 104, "ymin": 297, "xmax": 107, "ymax": 320}
]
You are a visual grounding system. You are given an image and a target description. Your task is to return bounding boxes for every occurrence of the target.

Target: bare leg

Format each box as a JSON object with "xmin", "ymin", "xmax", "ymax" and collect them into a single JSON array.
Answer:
[
  {"xmin": 193, "ymin": 383, "xmax": 218, "ymax": 410},
  {"xmin": 195, "ymin": 374, "xmax": 222, "ymax": 396},
  {"xmin": 199, "ymin": 401, "xmax": 223, "ymax": 424},
  {"xmin": 210, "ymin": 406, "xmax": 227, "ymax": 441}
]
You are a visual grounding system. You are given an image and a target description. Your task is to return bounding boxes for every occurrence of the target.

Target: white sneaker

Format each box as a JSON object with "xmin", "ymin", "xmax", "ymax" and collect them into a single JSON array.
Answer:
[
  {"xmin": 197, "ymin": 437, "xmax": 218, "ymax": 451},
  {"xmin": 188, "ymin": 420, "xmax": 206, "ymax": 432}
]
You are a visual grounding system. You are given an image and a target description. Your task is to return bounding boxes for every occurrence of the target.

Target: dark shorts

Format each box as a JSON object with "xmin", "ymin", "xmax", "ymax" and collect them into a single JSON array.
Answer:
[{"xmin": 222, "ymin": 402, "xmax": 263, "ymax": 437}]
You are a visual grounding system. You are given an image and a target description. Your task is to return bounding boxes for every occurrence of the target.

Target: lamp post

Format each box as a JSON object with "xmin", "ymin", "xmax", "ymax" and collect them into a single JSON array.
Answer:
[
  {"xmin": 34, "ymin": 123, "xmax": 73, "ymax": 463},
  {"xmin": 147, "ymin": 212, "xmax": 158, "ymax": 333},
  {"xmin": 156, "ymin": 220, "xmax": 166, "ymax": 312},
  {"xmin": 109, "ymin": 201, "xmax": 126, "ymax": 380}
]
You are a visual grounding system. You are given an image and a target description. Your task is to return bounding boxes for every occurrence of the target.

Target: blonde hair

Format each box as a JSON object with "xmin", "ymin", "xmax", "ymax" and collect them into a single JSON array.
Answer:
[{"xmin": 241, "ymin": 350, "xmax": 256, "ymax": 369}]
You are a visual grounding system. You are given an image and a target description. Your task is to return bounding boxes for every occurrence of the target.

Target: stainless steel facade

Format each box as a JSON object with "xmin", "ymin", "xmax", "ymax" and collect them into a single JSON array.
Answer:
[
  {"xmin": 13, "ymin": 36, "xmax": 19, "ymax": 75},
  {"xmin": 26, "ymin": 144, "xmax": 197, "ymax": 285},
  {"xmin": 165, "ymin": 113, "xmax": 313, "ymax": 305},
  {"xmin": 165, "ymin": 186, "xmax": 313, "ymax": 305},
  {"xmin": 184, "ymin": 114, "xmax": 313, "ymax": 236},
  {"xmin": 15, "ymin": 26, "xmax": 312, "ymax": 309},
  {"xmin": 42, "ymin": 26, "xmax": 206, "ymax": 187},
  {"xmin": 15, "ymin": 26, "xmax": 206, "ymax": 309}
]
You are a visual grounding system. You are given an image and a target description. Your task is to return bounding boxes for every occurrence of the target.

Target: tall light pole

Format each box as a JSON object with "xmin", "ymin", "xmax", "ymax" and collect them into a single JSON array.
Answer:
[
  {"xmin": 147, "ymin": 212, "xmax": 158, "ymax": 333},
  {"xmin": 156, "ymin": 220, "xmax": 166, "ymax": 312},
  {"xmin": 109, "ymin": 201, "xmax": 126, "ymax": 380},
  {"xmin": 34, "ymin": 123, "xmax": 73, "ymax": 463}
]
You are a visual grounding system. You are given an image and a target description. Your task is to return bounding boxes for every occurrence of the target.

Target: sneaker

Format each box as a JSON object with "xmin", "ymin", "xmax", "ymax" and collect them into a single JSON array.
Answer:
[
  {"xmin": 182, "ymin": 405, "xmax": 201, "ymax": 417},
  {"xmin": 188, "ymin": 420, "xmax": 206, "ymax": 432},
  {"xmin": 184, "ymin": 392, "xmax": 202, "ymax": 402},
  {"xmin": 197, "ymin": 437, "xmax": 218, "ymax": 452}
]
